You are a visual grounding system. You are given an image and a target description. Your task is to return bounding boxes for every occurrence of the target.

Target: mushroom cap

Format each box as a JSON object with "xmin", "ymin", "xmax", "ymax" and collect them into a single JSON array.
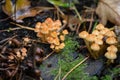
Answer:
[
  {"xmin": 22, "ymin": 52, "xmax": 27, "ymax": 57},
  {"xmin": 50, "ymin": 31, "xmax": 58, "ymax": 37},
  {"xmin": 21, "ymin": 48, "xmax": 27, "ymax": 53},
  {"xmin": 60, "ymin": 35, "xmax": 65, "ymax": 41},
  {"xmin": 40, "ymin": 23, "xmax": 48, "ymax": 29},
  {"xmin": 95, "ymin": 24, "xmax": 104, "ymax": 30},
  {"xmin": 95, "ymin": 38, "xmax": 103, "ymax": 45},
  {"xmin": 104, "ymin": 51, "xmax": 117, "ymax": 60},
  {"xmin": 40, "ymin": 27, "xmax": 49, "ymax": 34},
  {"xmin": 55, "ymin": 46, "xmax": 59, "ymax": 50},
  {"xmin": 92, "ymin": 30, "xmax": 99, "ymax": 35},
  {"xmin": 53, "ymin": 38, "xmax": 60, "ymax": 45},
  {"xmin": 35, "ymin": 22, "xmax": 41, "ymax": 29},
  {"xmin": 106, "ymin": 37, "xmax": 117, "ymax": 44},
  {"xmin": 16, "ymin": 51, "xmax": 21, "ymax": 58},
  {"xmin": 62, "ymin": 29, "xmax": 68, "ymax": 35},
  {"xmin": 44, "ymin": 18, "xmax": 54, "ymax": 25},
  {"xmin": 96, "ymin": 34, "xmax": 104, "ymax": 39},
  {"xmin": 99, "ymin": 28, "xmax": 109, "ymax": 35},
  {"xmin": 47, "ymin": 37, "xmax": 54, "ymax": 44},
  {"xmin": 35, "ymin": 22, "xmax": 41, "ymax": 32},
  {"xmin": 59, "ymin": 43, "xmax": 65, "ymax": 49},
  {"xmin": 49, "ymin": 25, "xmax": 60, "ymax": 31},
  {"xmin": 105, "ymin": 31, "xmax": 116, "ymax": 37},
  {"xmin": 8, "ymin": 55, "xmax": 14, "ymax": 60},
  {"xmin": 107, "ymin": 45, "xmax": 118, "ymax": 53},
  {"xmin": 86, "ymin": 34, "xmax": 96, "ymax": 42},
  {"xmin": 37, "ymin": 32, "xmax": 43, "ymax": 38},
  {"xmin": 54, "ymin": 20, "xmax": 62, "ymax": 27},
  {"xmin": 79, "ymin": 31, "xmax": 89, "ymax": 39},
  {"xmin": 91, "ymin": 43, "xmax": 100, "ymax": 51}
]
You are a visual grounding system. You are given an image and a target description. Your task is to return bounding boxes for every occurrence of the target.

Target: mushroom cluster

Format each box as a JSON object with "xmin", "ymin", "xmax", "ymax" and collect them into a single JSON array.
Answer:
[
  {"xmin": 79, "ymin": 24, "xmax": 118, "ymax": 60},
  {"xmin": 8, "ymin": 47, "xmax": 27, "ymax": 60},
  {"xmin": 35, "ymin": 18, "xmax": 68, "ymax": 51}
]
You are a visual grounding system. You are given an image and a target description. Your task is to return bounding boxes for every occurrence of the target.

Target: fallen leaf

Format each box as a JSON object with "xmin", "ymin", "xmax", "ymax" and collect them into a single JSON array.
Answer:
[
  {"xmin": 2, "ymin": 0, "xmax": 54, "ymax": 22},
  {"xmin": 96, "ymin": 0, "xmax": 120, "ymax": 26}
]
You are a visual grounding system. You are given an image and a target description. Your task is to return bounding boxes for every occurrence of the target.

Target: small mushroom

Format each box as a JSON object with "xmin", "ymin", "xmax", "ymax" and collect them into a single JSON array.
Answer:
[
  {"xmin": 44, "ymin": 17, "xmax": 54, "ymax": 25},
  {"xmin": 50, "ymin": 31, "xmax": 58, "ymax": 37},
  {"xmin": 107, "ymin": 45, "xmax": 118, "ymax": 53},
  {"xmin": 105, "ymin": 31, "xmax": 116, "ymax": 37},
  {"xmin": 8, "ymin": 55, "xmax": 14, "ymax": 60},
  {"xmin": 53, "ymin": 38, "xmax": 60, "ymax": 46},
  {"xmin": 37, "ymin": 32, "xmax": 43, "ymax": 38},
  {"xmin": 95, "ymin": 23, "xmax": 104, "ymax": 30},
  {"xmin": 86, "ymin": 34, "xmax": 96, "ymax": 42},
  {"xmin": 92, "ymin": 30, "xmax": 99, "ymax": 35},
  {"xmin": 96, "ymin": 34, "xmax": 104, "ymax": 40},
  {"xmin": 99, "ymin": 28, "xmax": 109, "ymax": 35},
  {"xmin": 106, "ymin": 37, "xmax": 117, "ymax": 45},
  {"xmin": 91, "ymin": 43, "xmax": 100, "ymax": 51},
  {"xmin": 79, "ymin": 31, "xmax": 89, "ymax": 39},
  {"xmin": 47, "ymin": 37, "xmax": 54, "ymax": 44},
  {"xmin": 95, "ymin": 38, "xmax": 103, "ymax": 45},
  {"xmin": 59, "ymin": 43, "xmax": 65, "ymax": 49},
  {"xmin": 40, "ymin": 27, "xmax": 49, "ymax": 34},
  {"xmin": 21, "ymin": 48, "xmax": 27, "ymax": 53},
  {"xmin": 62, "ymin": 29, "xmax": 68, "ymax": 35},
  {"xmin": 60, "ymin": 35, "xmax": 65, "ymax": 41},
  {"xmin": 54, "ymin": 20, "xmax": 62, "ymax": 27},
  {"xmin": 35, "ymin": 22, "xmax": 41, "ymax": 32},
  {"xmin": 104, "ymin": 51, "xmax": 117, "ymax": 63},
  {"xmin": 16, "ymin": 51, "xmax": 21, "ymax": 58}
]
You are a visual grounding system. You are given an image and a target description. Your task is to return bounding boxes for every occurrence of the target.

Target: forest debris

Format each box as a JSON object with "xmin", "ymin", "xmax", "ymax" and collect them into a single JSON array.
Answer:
[
  {"xmin": 96, "ymin": 0, "xmax": 120, "ymax": 25},
  {"xmin": 2, "ymin": 0, "xmax": 54, "ymax": 22}
]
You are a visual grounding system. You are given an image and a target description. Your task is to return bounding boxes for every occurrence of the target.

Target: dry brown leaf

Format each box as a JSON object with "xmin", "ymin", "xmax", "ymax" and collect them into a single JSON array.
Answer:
[
  {"xmin": 96, "ymin": 0, "xmax": 120, "ymax": 26},
  {"xmin": 2, "ymin": 0, "xmax": 54, "ymax": 22}
]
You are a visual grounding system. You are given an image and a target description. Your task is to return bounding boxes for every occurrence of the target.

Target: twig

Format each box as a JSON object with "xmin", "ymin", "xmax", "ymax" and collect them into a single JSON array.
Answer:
[
  {"xmin": 62, "ymin": 56, "xmax": 89, "ymax": 80},
  {"xmin": 10, "ymin": 22, "xmax": 35, "ymax": 31},
  {"xmin": 72, "ymin": 4, "xmax": 82, "ymax": 23},
  {"xmin": 88, "ymin": 10, "xmax": 94, "ymax": 32},
  {"xmin": 2, "ymin": 35, "xmax": 17, "ymax": 47},
  {"xmin": 0, "ymin": 27, "xmax": 21, "ymax": 32},
  {"xmin": 42, "ymin": 50, "xmax": 55, "ymax": 61}
]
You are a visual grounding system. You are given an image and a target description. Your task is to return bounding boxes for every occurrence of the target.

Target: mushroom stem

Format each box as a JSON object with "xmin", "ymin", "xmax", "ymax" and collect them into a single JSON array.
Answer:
[{"xmin": 84, "ymin": 40, "xmax": 97, "ymax": 59}]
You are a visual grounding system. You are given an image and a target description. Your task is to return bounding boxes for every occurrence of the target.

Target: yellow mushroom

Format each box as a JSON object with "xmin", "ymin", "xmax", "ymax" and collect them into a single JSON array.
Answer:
[
  {"xmin": 50, "ymin": 31, "xmax": 58, "ymax": 38},
  {"xmin": 62, "ymin": 29, "xmax": 68, "ymax": 35},
  {"xmin": 106, "ymin": 37, "xmax": 117, "ymax": 45},
  {"xmin": 99, "ymin": 28, "xmax": 109, "ymax": 35},
  {"xmin": 92, "ymin": 30, "xmax": 99, "ymax": 35},
  {"xmin": 95, "ymin": 23, "xmax": 104, "ymax": 30},
  {"xmin": 60, "ymin": 35, "xmax": 65, "ymax": 41},
  {"xmin": 35, "ymin": 22, "xmax": 41, "ymax": 32},
  {"xmin": 96, "ymin": 34, "xmax": 104, "ymax": 40},
  {"xmin": 107, "ymin": 45, "xmax": 118, "ymax": 53},
  {"xmin": 59, "ymin": 43, "xmax": 65, "ymax": 49},
  {"xmin": 79, "ymin": 31, "xmax": 89, "ymax": 39},
  {"xmin": 105, "ymin": 31, "xmax": 116, "ymax": 37},
  {"xmin": 95, "ymin": 38, "xmax": 103, "ymax": 45},
  {"xmin": 91, "ymin": 43, "xmax": 100, "ymax": 51},
  {"xmin": 86, "ymin": 34, "xmax": 96, "ymax": 42},
  {"xmin": 104, "ymin": 51, "xmax": 117, "ymax": 63}
]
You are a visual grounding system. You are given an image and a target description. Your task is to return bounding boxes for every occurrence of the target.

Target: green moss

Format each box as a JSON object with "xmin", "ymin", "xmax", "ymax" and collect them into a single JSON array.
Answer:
[
  {"xmin": 52, "ymin": 35, "xmax": 98, "ymax": 80},
  {"xmin": 101, "ymin": 67, "xmax": 120, "ymax": 80}
]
